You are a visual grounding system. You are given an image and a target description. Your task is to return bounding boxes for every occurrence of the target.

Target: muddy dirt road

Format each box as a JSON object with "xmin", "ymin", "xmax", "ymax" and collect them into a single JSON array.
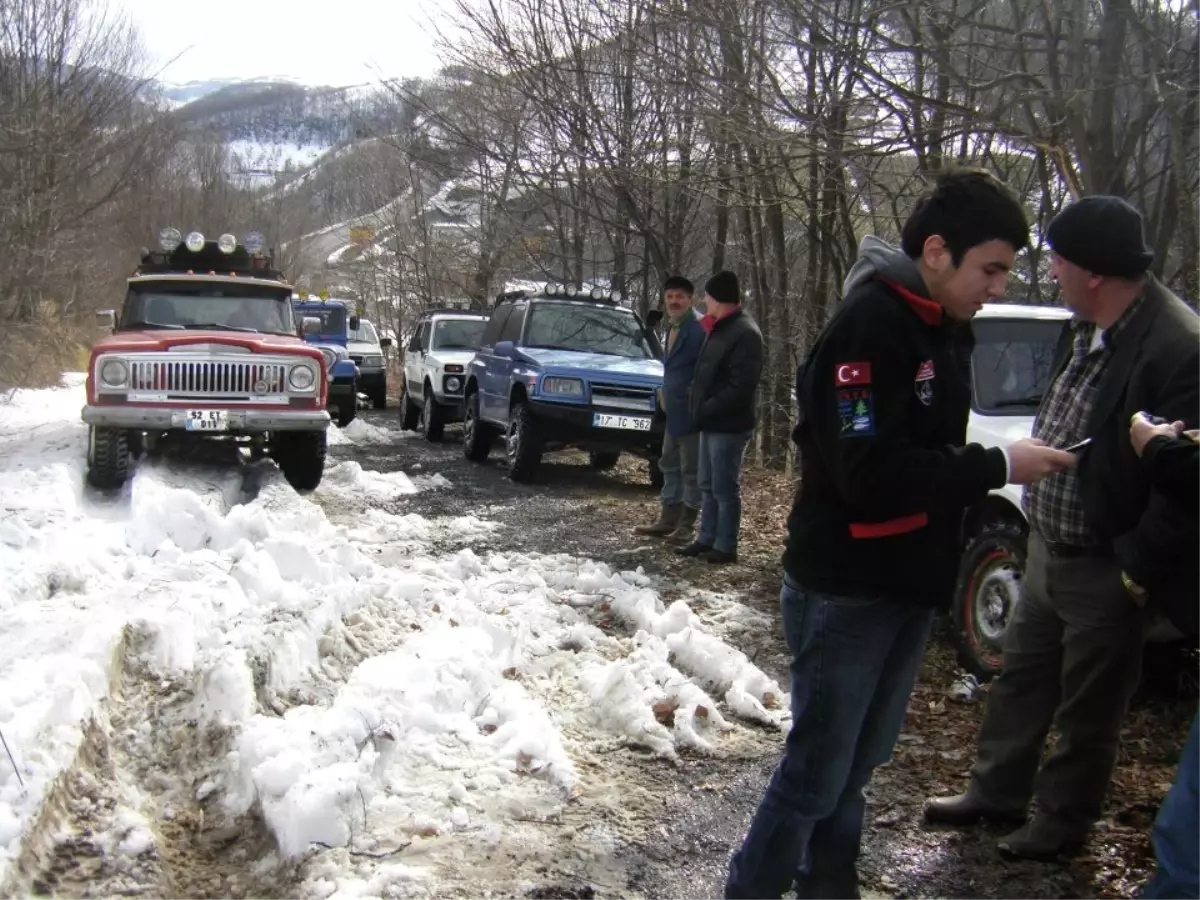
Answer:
[{"xmin": 334, "ymin": 407, "xmax": 1193, "ymax": 900}]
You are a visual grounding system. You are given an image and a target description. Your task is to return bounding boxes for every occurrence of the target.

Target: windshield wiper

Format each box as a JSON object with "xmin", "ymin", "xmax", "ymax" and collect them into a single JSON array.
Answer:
[
  {"xmin": 121, "ymin": 320, "xmax": 183, "ymax": 330},
  {"xmin": 190, "ymin": 323, "xmax": 260, "ymax": 333},
  {"xmin": 993, "ymin": 394, "xmax": 1044, "ymax": 408}
]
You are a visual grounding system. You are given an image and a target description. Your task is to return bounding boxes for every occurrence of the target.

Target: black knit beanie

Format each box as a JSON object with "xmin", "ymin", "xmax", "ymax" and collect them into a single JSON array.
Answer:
[
  {"xmin": 1045, "ymin": 195, "xmax": 1154, "ymax": 279},
  {"xmin": 704, "ymin": 270, "xmax": 740, "ymax": 305}
]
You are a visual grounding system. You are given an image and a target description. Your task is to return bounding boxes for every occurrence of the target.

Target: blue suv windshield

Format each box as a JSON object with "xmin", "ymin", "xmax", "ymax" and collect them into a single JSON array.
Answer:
[{"xmin": 524, "ymin": 301, "xmax": 652, "ymax": 359}]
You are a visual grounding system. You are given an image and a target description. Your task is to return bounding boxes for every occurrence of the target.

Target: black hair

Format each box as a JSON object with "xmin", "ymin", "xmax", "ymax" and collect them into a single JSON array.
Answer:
[
  {"xmin": 662, "ymin": 275, "xmax": 694, "ymax": 295},
  {"xmin": 900, "ymin": 167, "xmax": 1030, "ymax": 266}
]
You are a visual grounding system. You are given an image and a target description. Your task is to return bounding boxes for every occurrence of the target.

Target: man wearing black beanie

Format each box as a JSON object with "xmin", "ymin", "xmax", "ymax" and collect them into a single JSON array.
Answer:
[
  {"xmin": 927, "ymin": 194, "xmax": 1199, "ymax": 862},
  {"xmin": 675, "ymin": 269, "xmax": 763, "ymax": 564}
]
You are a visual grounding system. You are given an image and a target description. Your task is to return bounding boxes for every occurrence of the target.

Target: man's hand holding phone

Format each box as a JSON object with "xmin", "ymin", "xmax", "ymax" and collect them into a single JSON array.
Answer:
[{"xmin": 1007, "ymin": 438, "xmax": 1079, "ymax": 485}]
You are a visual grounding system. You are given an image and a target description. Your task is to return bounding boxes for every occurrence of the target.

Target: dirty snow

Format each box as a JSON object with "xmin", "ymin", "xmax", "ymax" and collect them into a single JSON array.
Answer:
[{"xmin": 0, "ymin": 375, "xmax": 789, "ymax": 895}]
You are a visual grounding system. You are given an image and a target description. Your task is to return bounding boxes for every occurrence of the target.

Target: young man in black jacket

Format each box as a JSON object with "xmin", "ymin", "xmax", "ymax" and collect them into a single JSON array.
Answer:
[
  {"xmin": 676, "ymin": 270, "xmax": 764, "ymax": 564},
  {"xmin": 724, "ymin": 169, "xmax": 1077, "ymax": 899}
]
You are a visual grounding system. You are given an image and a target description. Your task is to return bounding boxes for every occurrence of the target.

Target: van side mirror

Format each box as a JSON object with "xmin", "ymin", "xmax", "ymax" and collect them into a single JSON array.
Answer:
[
  {"xmin": 379, "ymin": 337, "xmax": 393, "ymax": 349},
  {"xmin": 96, "ymin": 309, "xmax": 116, "ymax": 329},
  {"xmin": 646, "ymin": 309, "xmax": 664, "ymax": 329},
  {"xmin": 302, "ymin": 316, "xmax": 322, "ymax": 336},
  {"xmin": 349, "ymin": 315, "xmax": 360, "ymax": 331}
]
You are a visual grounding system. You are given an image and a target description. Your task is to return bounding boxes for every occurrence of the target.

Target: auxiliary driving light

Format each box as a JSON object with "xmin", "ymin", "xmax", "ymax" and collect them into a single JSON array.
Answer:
[
  {"xmin": 185, "ymin": 231, "xmax": 205, "ymax": 252},
  {"xmin": 244, "ymin": 231, "xmax": 265, "ymax": 254},
  {"xmin": 159, "ymin": 227, "xmax": 182, "ymax": 252},
  {"xmin": 217, "ymin": 233, "xmax": 237, "ymax": 254}
]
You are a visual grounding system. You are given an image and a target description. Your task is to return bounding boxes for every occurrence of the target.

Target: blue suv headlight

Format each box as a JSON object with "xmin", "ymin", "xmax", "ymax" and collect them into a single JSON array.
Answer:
[{"xmin": 541, "ymin": 376, "xmax": 584, "ymax": 396}]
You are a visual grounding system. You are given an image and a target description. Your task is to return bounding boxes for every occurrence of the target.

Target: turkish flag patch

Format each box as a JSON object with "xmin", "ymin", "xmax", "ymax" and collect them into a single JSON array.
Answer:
[{"xmin": 834, "ymin": 362, "xmax": 872, "ymax": 386}]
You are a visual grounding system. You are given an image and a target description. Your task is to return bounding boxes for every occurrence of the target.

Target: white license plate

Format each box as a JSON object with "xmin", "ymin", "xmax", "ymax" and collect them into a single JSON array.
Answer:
[
  {"xmin": 593, "ymin": 413, "xmax": 652, "ymax": 431},
  {"xmin": 184, "ymin": 410, "xmax": 229, "ymax": 432}
]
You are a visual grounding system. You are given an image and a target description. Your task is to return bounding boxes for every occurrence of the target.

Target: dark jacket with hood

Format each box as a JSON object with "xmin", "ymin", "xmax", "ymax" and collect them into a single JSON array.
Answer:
[
  {"xmin": 689, "ymin": 308, "xmax": 764, "ymax": 434},
  {"xmin": 784, "ymin": 236, "xmax": 1008, "ymax": 608}
]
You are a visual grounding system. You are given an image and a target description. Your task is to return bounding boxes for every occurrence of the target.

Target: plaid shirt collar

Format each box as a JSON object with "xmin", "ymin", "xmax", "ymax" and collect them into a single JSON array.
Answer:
[{"xmin": 1070, "ymin": 292, "xmax": 1145, "ymax": 354}]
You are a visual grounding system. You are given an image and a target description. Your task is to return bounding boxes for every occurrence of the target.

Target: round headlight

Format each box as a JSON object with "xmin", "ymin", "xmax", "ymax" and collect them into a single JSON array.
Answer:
[
  {"xmin": 185, "ymin": 231, "xmax": 205, "ymax": 252},
  {"xmin": 445, "ymin": 376, "xmax": 462, "ymax": 392},
  {"xmin": 100, "ymin": 359, "xmax": 127, "ymax": 387},
  {"xmin": 318, "ymin": 347, "xmax": 336, "ymax": 368},
  {"xmin": 217, "ymin": 233, "xmax": 237, "ymax": 254},
  {"xmin": 288, "ymin": 364, "xmax": 315, "ymax": 390}
]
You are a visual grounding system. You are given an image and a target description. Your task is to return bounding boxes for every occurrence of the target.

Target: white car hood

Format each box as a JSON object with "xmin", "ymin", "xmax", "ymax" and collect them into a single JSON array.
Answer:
[
  {"xmin": 348, "ymin": 340, "xmax": 381, "ymax": 356},
  {"xmin": 427, "ymin": 350, "xmax": 477, "ymax": 367},
  {"xmin": 968, "ymin": 410, "xmax": 1037, "ymax": 510}
]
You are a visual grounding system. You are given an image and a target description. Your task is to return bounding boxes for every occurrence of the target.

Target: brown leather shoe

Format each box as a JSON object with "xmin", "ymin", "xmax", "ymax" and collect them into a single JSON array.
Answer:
[
  {"xmin": 996, "ymin": 818, "xmax": 1087, "ymax": 861},
  {"xmin": 923, "ymin": 793, "xmax": 1026, "ymax": 827}
]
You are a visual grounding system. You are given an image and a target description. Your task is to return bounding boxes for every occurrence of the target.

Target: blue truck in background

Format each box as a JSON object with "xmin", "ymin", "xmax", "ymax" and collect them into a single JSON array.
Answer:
[
  {"xmin": 293, "ymin": 296, "xmax": 360, "ymax": 427},
  {"xmin": 461, "ymin": 284, "xmax": 666, "ymax": 486}
]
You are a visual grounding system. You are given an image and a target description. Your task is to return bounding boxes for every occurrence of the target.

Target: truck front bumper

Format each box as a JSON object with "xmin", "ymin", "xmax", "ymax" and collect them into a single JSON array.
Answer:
[{"xmin": 81, "ymin": 405, "xmax": 331, "ymax": 431}]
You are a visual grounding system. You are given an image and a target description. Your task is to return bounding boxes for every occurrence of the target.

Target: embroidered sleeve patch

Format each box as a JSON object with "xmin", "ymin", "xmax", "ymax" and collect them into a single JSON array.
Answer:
[
  {"xmin": 837, "ymin": 388, "xmax": 875, "ymax": 437},
  {"xmin": 835, "ymin": 362, "xmax": 872, "ymax": 386}
]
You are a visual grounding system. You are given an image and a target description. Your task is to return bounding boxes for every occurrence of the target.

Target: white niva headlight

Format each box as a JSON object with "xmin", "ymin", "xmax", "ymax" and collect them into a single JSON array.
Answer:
[
  {"xmin": 288, "ymin": 364, "xmax": 316, "ymax": 390},
  {"xmin": 99, "ymin": 358, "xmax": 128, "ymax": 388},
  {"xmin": 363, "ymin": 354, "xmax": 384, "ymax": 367}
]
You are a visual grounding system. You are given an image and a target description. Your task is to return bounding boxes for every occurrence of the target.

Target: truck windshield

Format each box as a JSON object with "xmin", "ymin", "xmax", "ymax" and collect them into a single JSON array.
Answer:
[
  {"xmin": 971, "ymin": 317, "xmax": 1067, "ymax": 414},
  {"xmin": 296, "ymin": 306, "xmax": 347, "ymax": 334},
  {"xmin": 524, "ymin": 302, "xmax": 653, "ymax": 359},
  {"xmin": 123, "ymin": 284, "xmax": 295, "ymax": 334},
  {"xmin": 432, "ymin": 318, "xmax": 487, "ymax": 350},
  {"xmin": 348, "ymin": 320, "xmax": 378, "ymax": 343}
]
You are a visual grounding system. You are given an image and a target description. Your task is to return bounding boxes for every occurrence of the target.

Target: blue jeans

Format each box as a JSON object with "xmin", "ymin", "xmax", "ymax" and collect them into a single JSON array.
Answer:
[
  {"xmin": 725, "ymin": 574, "xmax": 935, "ymax": 899},
  {"xmin": 659, "ymin": 430, "xmax": 701, "ymax": 509},
  {"xmin": 1143, "ymin": 712, "xmax": 1199, "ymax": 899},
  {"xmin": 696, "ymin": 429, "xmax": 753, "ymax": 553}
]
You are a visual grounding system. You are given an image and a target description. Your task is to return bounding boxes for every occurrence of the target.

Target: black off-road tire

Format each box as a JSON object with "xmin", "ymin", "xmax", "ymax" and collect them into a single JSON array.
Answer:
[
  {"xmin": 462, "ymin": 389, "xmax": 495, "ymax": 462},
  {"xmin": 372, "ymin": 383, "xmax": 387, "ymax": 410},
  {"xmin": 335, "ymin": 399, "xmax": 357, "ymax": 428},
  {"xmin": 422, "ymin": 384, "xmax": 446, "ymax": 442},
  {"xmin": 506, "ymin": 401, "xmax": 543, "ymax": 483},
  {"xmin": 589, "ymin": 451, "xmax": 620, "ymax": 470},
  {"xmin": 951, "ymin": 519, "xmax": 1027, "ymax": 681},
  {"xmin": 400, "ymin": 381, "xmax": 420, "ymax": 430},
  {"xmin": 274, "ymin": 430, "xmax": 327, "ymax": 492},
  {"xmin": 86, "ymin": 426, "xmax": 130, "ymax": 490}
]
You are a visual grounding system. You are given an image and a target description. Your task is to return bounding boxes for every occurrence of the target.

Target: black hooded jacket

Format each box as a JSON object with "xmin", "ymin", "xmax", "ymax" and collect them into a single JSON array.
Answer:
[{"xmin": 784, "ymin": 236, "xmax": 1008, "ymax": 608}]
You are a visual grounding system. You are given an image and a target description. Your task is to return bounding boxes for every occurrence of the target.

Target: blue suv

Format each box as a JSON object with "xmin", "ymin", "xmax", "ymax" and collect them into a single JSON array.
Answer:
[{"xmin": 462, "ymin": 284, "xmax": 666, "ymax": 484}]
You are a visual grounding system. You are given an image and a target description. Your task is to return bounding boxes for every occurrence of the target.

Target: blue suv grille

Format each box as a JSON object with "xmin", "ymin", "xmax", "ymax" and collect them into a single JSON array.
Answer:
[{"xmin": 591, "ymin": 382, "xmax": 656, "ymax": 412}]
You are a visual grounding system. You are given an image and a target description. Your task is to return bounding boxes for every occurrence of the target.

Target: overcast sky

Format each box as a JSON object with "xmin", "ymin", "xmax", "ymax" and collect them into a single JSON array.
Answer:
[{"xmin": 118, "ymin": 0, "xmax": 458, "ymax": 86}]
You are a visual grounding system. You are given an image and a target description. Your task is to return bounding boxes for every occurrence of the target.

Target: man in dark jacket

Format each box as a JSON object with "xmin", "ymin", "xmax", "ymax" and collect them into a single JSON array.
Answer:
[
  {"xmin": 676, "ymin": 270, "xmax": 763, "ymax": 564},
  {"xmin": 636, "ymin": 275, "xmax": 705, "ymax": 542},
  {"xmin": 925, "ymin": 196, "xmax": 1200, "ymax": 861},
  {"xmin": 724, "ymin": 169, "xmax": 1076, "ymax": 899},
  {"xmin": 1130, "ymin": 414, "xmax": 1198, "ymax": 900}
]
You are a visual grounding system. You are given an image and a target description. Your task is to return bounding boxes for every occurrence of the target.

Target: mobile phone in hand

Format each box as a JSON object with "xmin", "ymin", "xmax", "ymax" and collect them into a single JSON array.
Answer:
[{"xmin": 1063, "ymin": 437, "xmax": 1092, "ymax": 453}]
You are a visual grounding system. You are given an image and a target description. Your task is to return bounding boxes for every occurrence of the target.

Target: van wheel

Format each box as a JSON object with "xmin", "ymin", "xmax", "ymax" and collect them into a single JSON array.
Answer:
[
  {"xmin": 86, "ymin": 426, "xmax": 130, "ymax": 489},
  {"xmin": 422, "ymin": 384, "xmax": 445, "ymax": 441},
  {"xmin": 951, "ymin": 520, "xmax": 1026, "ymax": 681},
  {"xmin": 400, "ymin": 381, "xmax": 420, "ymax": 430},
  {"xmin": 462, "ymin": 390, "xmax": 496, "ymax": 462}
]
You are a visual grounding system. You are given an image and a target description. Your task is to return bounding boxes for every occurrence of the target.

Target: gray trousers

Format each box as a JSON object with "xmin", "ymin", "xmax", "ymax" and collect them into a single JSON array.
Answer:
[
  {"xmin": 659, "ymin": 430, "xmax": 700, "ymax": 509},
  {"xmin": 966, "ymin": 533, "xmax": 1146, "ymax": 834}
]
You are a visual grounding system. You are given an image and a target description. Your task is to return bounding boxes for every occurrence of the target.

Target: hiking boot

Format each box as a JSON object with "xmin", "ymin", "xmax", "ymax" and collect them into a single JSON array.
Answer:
[
  {"xmin": 996, "ymin": 817, "xmax": 1087, "ymax": 861},
  {"xmin": 666, "ymin": 506, "xmax": 700, "ymax": 543},
  {"xmin": 675, "ymin": 540, "xmax": 712, "ymax": 557},
  {"xmin": 703, "ymin": 548, "xmax": 737, "ymax": 565},
  {"xmin": 923, "ymin": 793, "xmax": 1026, "ymax": 827},
  {"xmin": 634, "ymin": 502, "xmax": 683, "ymax": 536}
]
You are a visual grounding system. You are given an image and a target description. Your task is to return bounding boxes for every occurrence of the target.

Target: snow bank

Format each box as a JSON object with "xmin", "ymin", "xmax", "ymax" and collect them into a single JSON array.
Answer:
[{"xmin": 0, "ymin": 377, "xmax": 789, "ymax": 882}]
